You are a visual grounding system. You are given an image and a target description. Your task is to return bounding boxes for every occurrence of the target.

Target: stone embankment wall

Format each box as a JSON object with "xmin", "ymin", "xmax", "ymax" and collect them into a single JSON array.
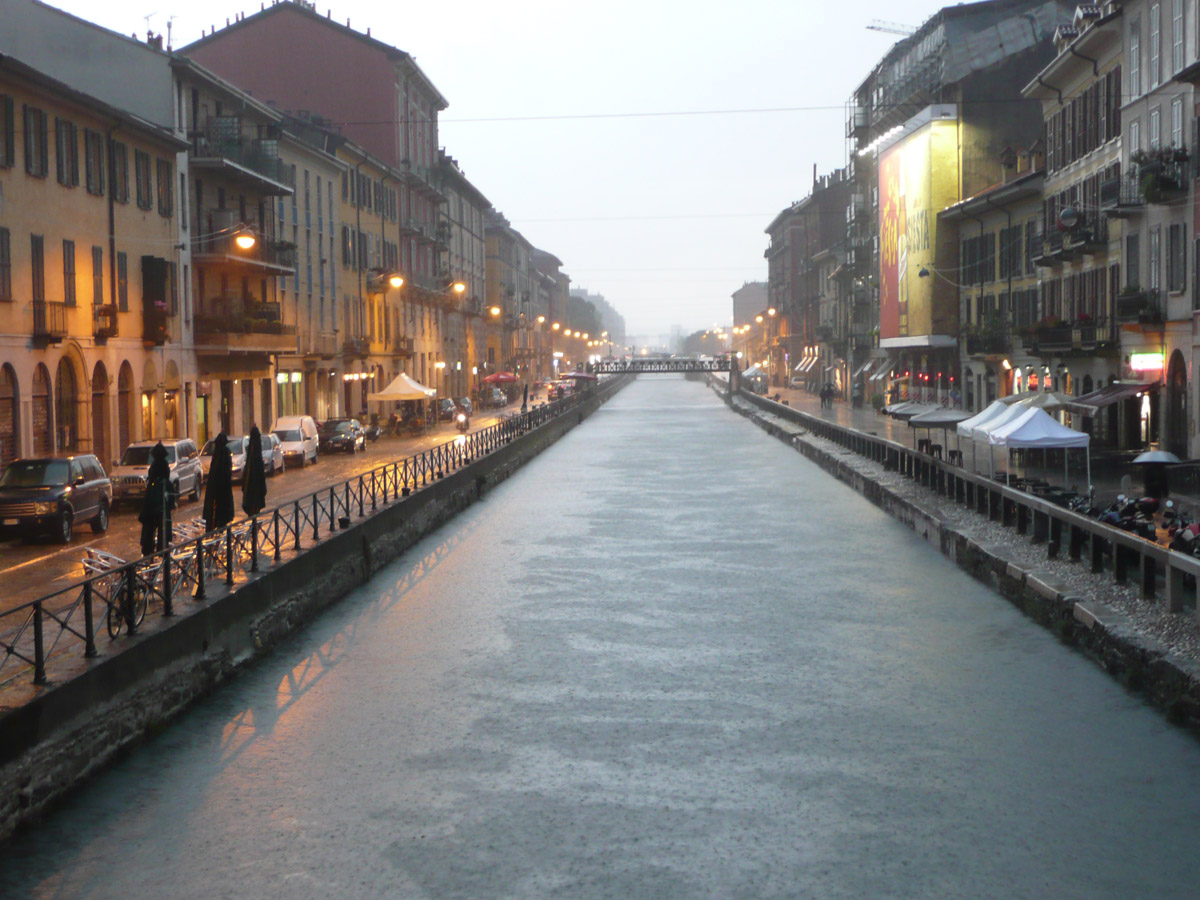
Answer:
[
  {"xmin": 0, "ymin": 380, "xmax": 628, "ymax": 842},
  {"xmin": 723, "ymin": 386, "xmax": 1200, "ymax": 734}
]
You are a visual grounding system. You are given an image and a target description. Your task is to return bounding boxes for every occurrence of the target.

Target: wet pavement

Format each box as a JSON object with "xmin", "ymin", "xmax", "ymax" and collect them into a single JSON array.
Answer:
[
  {"xmin": 0, "ymin": 404, "xmax": 522, "ymax": 613},
  {"xmin": 4, "ymin": 376, "xmax": 1200, "ymax": 898}
]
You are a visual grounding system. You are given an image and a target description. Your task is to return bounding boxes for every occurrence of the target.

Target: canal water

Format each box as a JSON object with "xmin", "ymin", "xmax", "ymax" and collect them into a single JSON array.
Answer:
[{"xmin": 5, "ymin": 377, "xmax": 1200, "ymax": 899}]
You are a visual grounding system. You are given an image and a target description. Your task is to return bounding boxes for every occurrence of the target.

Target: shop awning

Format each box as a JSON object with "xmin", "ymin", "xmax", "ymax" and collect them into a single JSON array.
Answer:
[
  {"xmin": 852, "ymin": 358, "xmax": 878, "ymax": 378},
  {"xmin": 868, "ymin": 360, "xmax": 893, "ymax": 382},
  {"xmin": 794, "ymin": 356, "xmax": 818, "ymax": 373},
  {"xmin": 1064, "ymin": 381, "xmax": 1158, "ymax": 416}
]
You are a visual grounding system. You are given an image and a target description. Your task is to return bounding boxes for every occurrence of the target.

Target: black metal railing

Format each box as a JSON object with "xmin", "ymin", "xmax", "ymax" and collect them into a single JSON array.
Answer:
[
  {"xmin": 33, "ymin": 300, "xmax": 67, "ymax": 342},
  {"xmin": 719, "ymin": 379, "xmax": 1200, "ymax": 624},
  {"xmin": 0, "ymin": 383, "xmax": 622, "ymax": 689}
]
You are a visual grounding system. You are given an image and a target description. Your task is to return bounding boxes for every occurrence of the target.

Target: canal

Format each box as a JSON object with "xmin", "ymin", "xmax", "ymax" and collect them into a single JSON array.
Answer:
[{"xmin": 4, "ymin": 376, "xmax": 1200, "ymax": 899}]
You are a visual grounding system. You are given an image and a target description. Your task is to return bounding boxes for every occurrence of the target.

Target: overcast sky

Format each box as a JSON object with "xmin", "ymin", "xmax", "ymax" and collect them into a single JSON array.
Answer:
[{"xmin": 50, "ymin": 0, "xmax": 945, "ymax": 338}]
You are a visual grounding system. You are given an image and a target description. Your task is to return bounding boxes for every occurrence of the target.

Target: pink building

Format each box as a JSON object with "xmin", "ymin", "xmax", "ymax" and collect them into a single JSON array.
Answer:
[{"xmin": 181, "ymin": 1, "xmax": 448, "ymax": 288}]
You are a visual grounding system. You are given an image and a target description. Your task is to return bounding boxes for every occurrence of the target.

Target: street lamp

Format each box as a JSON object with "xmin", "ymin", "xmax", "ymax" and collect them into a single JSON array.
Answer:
[
  {"xmin": 389, "ymin": 274, "xmax": 404, "ymax": 289},
  {"xmin": 233, "ymin": 227, "xmax": 257, "ymax": 250}
]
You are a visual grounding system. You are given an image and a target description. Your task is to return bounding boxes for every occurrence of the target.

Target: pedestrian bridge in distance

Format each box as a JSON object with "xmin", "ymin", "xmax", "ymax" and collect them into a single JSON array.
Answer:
[{"xmin": 594, "ymin": 357, "xmax": 733, "ymax": 374}]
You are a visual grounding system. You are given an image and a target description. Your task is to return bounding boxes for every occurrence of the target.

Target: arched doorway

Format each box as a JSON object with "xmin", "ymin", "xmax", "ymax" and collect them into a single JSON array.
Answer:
[
  {"xmin": 141, "ymin": 357, "xmax": 158, "ymax": 440},
  {"xmin": 92, "ymin": 362, "xmax": 110, "ymax": 468},
  {"xmin": 55, "ymin": 357, "xmax": 79, "ymax": 452},
  {"xmin": 0, "ymin": 365, "xmax": 18, "ymax": 467},
  {"xmin": 117, "ymin": 361, "xmax": 133, "ymax": 455},
  {"xmin": 1166, "ymin": 350, "xmax": 1187, "ymax": 458},
  {"xmin": 32, "ymin": 364, "xmax": 52, "ymax": 455}
]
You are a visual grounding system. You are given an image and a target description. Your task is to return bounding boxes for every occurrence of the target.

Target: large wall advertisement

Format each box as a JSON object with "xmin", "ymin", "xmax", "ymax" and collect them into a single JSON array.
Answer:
[{"xmin": 878, "ymin": 118, "xmax": 960, "ymax": 342}]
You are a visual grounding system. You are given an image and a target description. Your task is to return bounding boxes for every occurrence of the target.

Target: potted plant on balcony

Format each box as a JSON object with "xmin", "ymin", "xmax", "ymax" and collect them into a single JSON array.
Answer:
[{"xmin": 1131, "ymin": 147, "xmax": 1190, "ymax": 202}]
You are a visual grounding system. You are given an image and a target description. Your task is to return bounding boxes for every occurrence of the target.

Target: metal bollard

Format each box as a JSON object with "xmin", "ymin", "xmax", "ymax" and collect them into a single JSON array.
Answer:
[
  {"xmin": 194, "ymin": 536, "xmax": 206, "ymax": 600},
  {"xmin": 225, "ymin": 528, "xmax": 234, "ymax": 586},
  {"xmin": 163, "ymin": 547, "xmax": 174, "ymax": 617},
  {"xmin": 83, "ymin": 580, "xmax": 97, "ymax": 658}
]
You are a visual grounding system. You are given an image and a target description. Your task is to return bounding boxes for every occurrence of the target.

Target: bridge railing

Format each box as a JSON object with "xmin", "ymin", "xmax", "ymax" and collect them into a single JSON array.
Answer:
[
  {"xmin": 594, "ymin": 358, "xmax": 732, "ymax": 374},
  {"xmin": 730, "ymin": 383, "xmax": 1200, "ymax": 622},
  {"xmin": 0, "ymin": 380, "xmax": 624, "ymax": 689}
]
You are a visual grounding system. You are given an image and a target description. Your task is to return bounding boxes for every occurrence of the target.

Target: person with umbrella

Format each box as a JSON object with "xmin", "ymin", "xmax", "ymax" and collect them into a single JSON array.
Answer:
[
  {"xmin": 138, "ymin": 441, "xmax": 177, "ymax": 556},
  {"xmin": 202, "ymin": 432, "xmax": 236, "ymax": 533},
  {"xmin": 242, "ymin": 425, "xmax": 268, "ymax": 517}
]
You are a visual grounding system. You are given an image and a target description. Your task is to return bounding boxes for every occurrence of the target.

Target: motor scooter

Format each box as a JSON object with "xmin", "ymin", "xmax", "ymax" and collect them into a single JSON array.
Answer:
[{"xmin": 455, "ymin": 411, "xmax": 470, "ymax": 433}]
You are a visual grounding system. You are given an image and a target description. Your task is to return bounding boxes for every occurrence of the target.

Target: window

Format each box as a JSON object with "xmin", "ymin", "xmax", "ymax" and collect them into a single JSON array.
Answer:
[
  {"xmin": 111, "ymin": 142, "xmax": 129, "ymax": 203},
  {"xmin": 79, "ymin": 129, "xmax": 103, "ymax": 195},
  {"xmin": 1149, "ymin": 227, "xmax": 1161, "ymax": 292},
  {"xmin": 0, "ymin": 228, "xmax": 10, "ymax": 300},
  {"xmin": 1131, "ymin": 20, "xmax": 1141, "ymax": 96},
  {"xmin": 1172, "ymin": 0, "xmax": 1184, "ymax": 73},
  {"xmin": 156, "ymin": 158, "xmax": 173, "ymax": 216},
  {"xmin": 23, "ymin": 105, "xmax": 48, "ymax": 177},
  {"xmin": 117, "ymin": 251, "xmax": 128, "ymax": 311},
  {"xmin": 62, "ymin": 240, "xmax": 75, "ymax": 306},
  {"xmin": 1150, "ymin": 107, "xmax": 1161, "ymax": 147},
  {"xmin": 54, "ymin": 118, "xmax": 78, "ymax": 187},
  {"xmin": 91, "ymin": 246, "xmax": 103, "ymax": 305},
  {"xmin": 1127, "ymin": 234, "xmax": 1141, "ymax": 287},
  {"xmin": 1172, "ymin": 97, "xmax": 1183, "ymax": 149},
  {"xmin": 31, "ymin": 235, "xmax": 44, "ymax": 302},
  {"xmin": 1130, "ymin": 117, "xmax": 1141, "ymax": 153},
  {"xmin": 134, "ymin": 149, "xmax": 152, "ymax": 210},
  {"xmin": 1150, "ymin": 4, "xmax": 1161, "ymax": 89},
  {"xmin": 0, "ymin": 94, "xmax": 13, "ymax": 167},
  {"xmin": 1169, "ymin": 223, "xmax": 1186, "ymax": 292}
]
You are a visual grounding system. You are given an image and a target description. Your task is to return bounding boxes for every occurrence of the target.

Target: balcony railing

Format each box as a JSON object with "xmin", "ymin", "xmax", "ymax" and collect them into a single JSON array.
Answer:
[
  {"xmin": 1035, "ymin": 324, "xmax": 1074, "ymax": 352},
  {"xmin": 965, "ymin": 333, "xmax": 1010, "ymax": 355},
  {"xmin": 33, "ymin": 300, "xmax": 67, "ymax": 344},
  {"xmin": 303, "ymin": 331, "xmax": 338, "ymax": 359},
  {"xmin": 193, "ymin": 233, "xmax": 296, "ymax": 271},
  {"xmin": 343, "ymin": 337, "xmax": 370, "ymax": 358},
  {"xmin": 390, "ymin": 336, "xmax": 414, "ymax": 357},
  {"xmin": 1115, "ymin": 291, "xmax": 1161, "ymax": 323},
  {"xmin": 93, "ymin": 303, "xmax": 118, "ymax": 340},
  {"xmin": 191, "ymin": 119, "xmax": 292, "ymax": 188}
]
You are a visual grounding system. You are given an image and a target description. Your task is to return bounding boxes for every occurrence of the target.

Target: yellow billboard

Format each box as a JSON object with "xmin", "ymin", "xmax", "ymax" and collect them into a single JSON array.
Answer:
[{"xmin": 878, "ymin": 117, "xmax": 959, "ymax": 341}]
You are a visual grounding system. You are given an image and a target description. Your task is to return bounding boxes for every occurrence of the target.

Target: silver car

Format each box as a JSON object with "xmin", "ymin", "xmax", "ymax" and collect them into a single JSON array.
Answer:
[{"xmin": 110, "ymin": 438, "xmax": 203, "ymax": 505}]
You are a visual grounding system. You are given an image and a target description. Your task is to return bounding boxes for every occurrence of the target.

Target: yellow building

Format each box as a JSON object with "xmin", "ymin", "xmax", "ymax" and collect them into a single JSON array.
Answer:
[{"xmin": 0, "ymin": 56, "xmax": 187, "ymax": 469}]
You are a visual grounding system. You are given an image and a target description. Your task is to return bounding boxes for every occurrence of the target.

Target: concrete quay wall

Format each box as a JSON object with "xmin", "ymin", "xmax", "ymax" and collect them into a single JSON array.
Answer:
[
  {"xmin": 0, "ymin": 380, "xmax": 629, "ymax": 842},
  {"xmin": 725, "ymin": 389, "xmax": 1200, "ymax": 734}
]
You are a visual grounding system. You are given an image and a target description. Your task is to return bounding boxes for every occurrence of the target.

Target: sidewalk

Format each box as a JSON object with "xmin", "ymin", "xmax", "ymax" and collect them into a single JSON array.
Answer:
[{"xmin": 766, "ymin": 384, "xmax": 1200, "ymax": 517}]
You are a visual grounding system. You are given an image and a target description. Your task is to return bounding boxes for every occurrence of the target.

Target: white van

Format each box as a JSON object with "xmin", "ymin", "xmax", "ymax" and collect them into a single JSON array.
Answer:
[{"xmin": 270, "ymin": 415, "xmax": 319, "ymax": 467}]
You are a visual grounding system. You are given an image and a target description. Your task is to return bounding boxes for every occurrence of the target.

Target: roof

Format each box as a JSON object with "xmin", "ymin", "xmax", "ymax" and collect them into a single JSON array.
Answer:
[
  {"xmin": 0, "ymin": 53, "xmax": 187, "ymax": 150},
  {"xmin": 940, "ymin": 168, "xmax": 1045, "ymax": 218},
  {"xmin": 1065, "ymin": 381, "xmax": 1160, "ymax": 416},
  {"xmin": 181, "ymin": 1, "xmax": 448, "ymax": 110}
]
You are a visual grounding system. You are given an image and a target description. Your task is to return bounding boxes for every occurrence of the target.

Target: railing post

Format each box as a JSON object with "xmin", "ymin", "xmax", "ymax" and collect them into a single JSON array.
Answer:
[
  {"xmin": 125, "ymin": 566, "xmax": 139, "ymax": 633},
  {"xmin": 224, "ymin": 528, "xmax": 234, "ymax": 586},
  {"xmin": 250, "ymin": 516, "xmax": 259, "ymax": 573},
  {"xmin": 1114, "ymin": 544, "xmax": 1128, "ymax": 584},
  {"xmin": 162, "ymin": 547, "xmax": 174, "ymax": 617},
  {"xmin": 33, "ymin": 602, "xmax": 46, "ymax": 685},
  {"xmin": 194, "ymin": 536, "xmax": 206, "ymax": 600},
  {"xmin": 1091, "ymin": 534, "xmax": 1106, "ymax": 573},
  {"xmin": 1048, "ymin": 517, "xmax": 1062, "ymax": 559},
  {"xmin": 1068, "ymin": 524, "xmax": 1084, "ymax": 561},
  {"xmin": 1142, "ymin": 555, "xmax": 1156, "ymax": 600},
  {"xmin": 293, "ymin": 501, "xmax": 301, "ymax": 551},
  {"xmin": 274, "ymin": 509, "xmax": 282, "ymax": 562},
  {"xmin": 330, "ymin": 486, "xmax": 337, "ymax": 529},
  {"xmin": 313, "ymin": 494, "xmax": 320, "ymax": 540},
  {"xmin": 83, "ymin": 580, "xmax": 97, "ymax": 658}
]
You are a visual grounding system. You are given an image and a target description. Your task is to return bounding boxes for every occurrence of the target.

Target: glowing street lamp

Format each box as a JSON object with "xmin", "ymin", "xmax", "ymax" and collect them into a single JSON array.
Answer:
[
  {"xmin": 451, "ymin": 281, "xmax": 467, "ymax": 294},
  {"xmin": 389, "ymin": 274, "xmax": 405, "ymax": 289},
  {"xmin": 490, "ymin": 306, "xmax": 502, "ymax": 316},
  {"xmin": 234, "ymin": 227, "xmax": 257, "ymax": 250}
]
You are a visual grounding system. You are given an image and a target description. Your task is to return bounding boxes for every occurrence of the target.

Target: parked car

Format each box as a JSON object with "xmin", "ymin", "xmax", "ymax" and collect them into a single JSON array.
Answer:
[
  {"xmin": 438, "ymin": 398, "xmax": 457, "ymax": 421},
  {"xmin": 789, "ymin": 376, "xmax": 806, "ymax": 389},
  {"xmin": 0, "ymin": 454, "xmax": 112, "ymax": 543},
  {"xmin": 262, "ymin": 432, "xmax": 285, "ymax": 474},
  {"xmin": 272, "ymin": 415, "xmax": 319, "ymax": 466},
  {"xmin": 110, "ymin": 438, "xmax": 203, "ymax": 506},
  {"xmin": 483, "ymin": 387, "xmax": 507, "ymax": 408},
  {"xmin": 200, "ymin": 434, "xmax": 248, "ymax": 482},
  {"xmin": 456, "ymin": 397, "xmax": 473, "ymax": 416},
  {"xmin": 318, "ymin": 418, "xmax": 366, "ymax": 453}
]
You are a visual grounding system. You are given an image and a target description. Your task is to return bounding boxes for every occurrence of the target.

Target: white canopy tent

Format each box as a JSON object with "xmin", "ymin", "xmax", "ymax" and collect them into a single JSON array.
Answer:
[
  {"xmin": 367, "ymin": 372, "xmax": 437, "ymax": 402},
  {"xmin": 986, "ymin": 406, "xmax": 1091, "ymax": 488}
]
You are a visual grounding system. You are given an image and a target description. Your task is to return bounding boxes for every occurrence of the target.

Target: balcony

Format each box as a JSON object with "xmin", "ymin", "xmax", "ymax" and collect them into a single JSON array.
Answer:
[
  {"xmin": 1115, "ymin": 290, "xmax": 1162, "ymax": 323},
  {"xmin": 193, "ymin": 301, "xmax": 295, "ymax": 355},
  {"xmin": 1130, "ymin": 150, "xmax": 1190, "ymax": 205},
  {"xmin": 343, "ymin": 337, "xmax": 370, "ymax": 359},
  {"xmin": 1035, "ymin": 324, "xmax": 1074, "ymax": 352},
  {"xmin": 1033, "ymin": 230, "xmax": 1063, "ymax": 267},
  {"xmin": 965, "ymin": 332, "xmax": 1010, "ymax": 355},
  {"xmin": 390, "ymin": 335, "xmax": 414, "ymax": 357},
  {"xmin": 1100, "ymin": 175, "xmax": 1142, "ymax": 215},
  {"xmin": 93, "ymin": 303, "xmax": 118, "ymax": 340},
  {"xmin": 303, "ymin": 330, "xmax": 338, "ymax": 359},
  {"xmin": 192, "ymin": 231, "xmax": 296, "ymax": 274},
  {"xmin": 190, "ymin": 118, "xmax": 294, "ymax": 193},
  {"xmin": 32, "ymin": 300, "xmax": 67, "ymax": 345}
]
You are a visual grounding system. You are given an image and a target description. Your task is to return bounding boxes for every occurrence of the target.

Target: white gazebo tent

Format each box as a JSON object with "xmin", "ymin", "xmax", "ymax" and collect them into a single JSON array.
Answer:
[
  {"xmin": 367, "ymin": 372, "xmax": 436, "ymax": 402},
  {"xmin": 986, "ymin": 406, "xmax": 1091, "ymax": 488},
  {"xmin": 959, "ymin": 400, "xmax": 1027, "ymax": 472}
]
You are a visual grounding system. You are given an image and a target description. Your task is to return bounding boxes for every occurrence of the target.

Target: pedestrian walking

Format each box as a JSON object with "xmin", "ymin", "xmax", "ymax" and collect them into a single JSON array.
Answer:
[
  {"xmin": 242, "ymin": 425, "xmax": 268, "ymax": 517},
  {"xmin": 138, "ymin": 441, "xmax": 176, "ymax": 556},
  {"xmin": 202, "ymin": 432, "xmax": 235, "ymax": 533}
]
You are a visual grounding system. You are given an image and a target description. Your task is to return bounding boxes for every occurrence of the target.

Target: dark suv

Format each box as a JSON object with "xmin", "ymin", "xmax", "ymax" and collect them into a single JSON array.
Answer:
[
  {"xmin": 318, "ymin": 418, "xmax": 365, "ymax": 453},
  {"xmin": 0, "ymin": 455, "xmax": 112, "ymax": 543}
]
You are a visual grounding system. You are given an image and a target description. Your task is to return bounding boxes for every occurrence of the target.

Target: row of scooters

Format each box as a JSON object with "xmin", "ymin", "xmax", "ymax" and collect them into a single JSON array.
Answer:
[{"xmin": 1065, "ymin": 493, "xmax": 1200, "ymax": 553}]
